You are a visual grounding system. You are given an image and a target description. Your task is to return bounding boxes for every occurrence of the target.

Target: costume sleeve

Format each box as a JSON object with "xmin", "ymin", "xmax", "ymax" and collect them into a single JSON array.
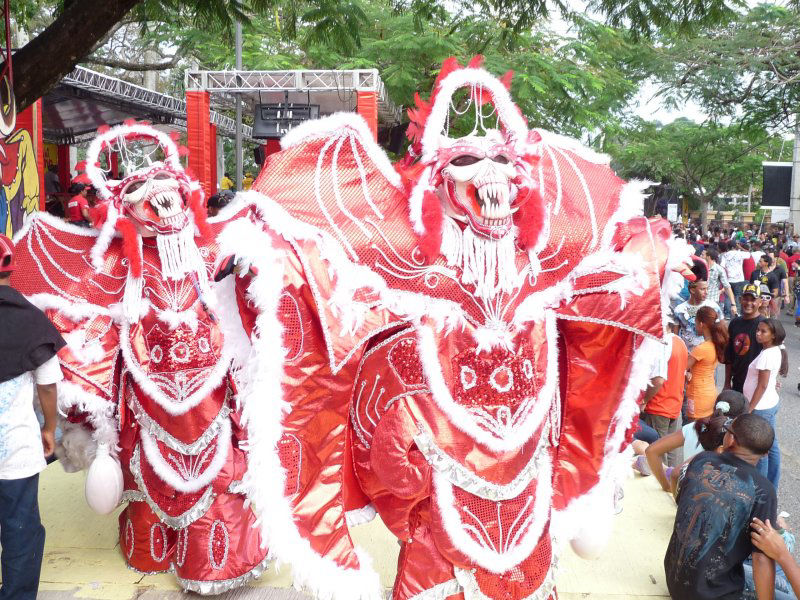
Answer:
[
  {"xmin": 12, "ymin": 213, "xmax": 126, "ymax": 469},
  {"xmin": 216, "ymin": 213, "xmax": 383, "ymax": 600}
]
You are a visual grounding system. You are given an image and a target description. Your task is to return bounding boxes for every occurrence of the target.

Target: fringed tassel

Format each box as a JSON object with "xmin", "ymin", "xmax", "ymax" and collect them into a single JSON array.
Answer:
[
  {"xmin": 443, "ymin": 223, "xmax": 519, "ymax": 299},
  {"xmin": 155, "ymin": 226, "xmax": 206, "ymax": 281},
  {"xmin": 122, "ymin": 233, "xmax": 144, "ymax": 323}
]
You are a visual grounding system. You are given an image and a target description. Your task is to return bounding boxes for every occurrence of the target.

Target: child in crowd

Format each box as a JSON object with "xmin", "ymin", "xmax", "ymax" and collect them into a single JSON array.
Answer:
[{"xmin": 639, "ymin": 390, "xmax": 747, "ymax": 493}]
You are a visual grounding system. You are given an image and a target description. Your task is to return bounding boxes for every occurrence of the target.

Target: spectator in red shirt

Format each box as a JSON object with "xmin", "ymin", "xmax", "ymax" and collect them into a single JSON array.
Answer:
[{"xmin": 66, "ymin": 182, "xmax": 90, "ymax": 226}]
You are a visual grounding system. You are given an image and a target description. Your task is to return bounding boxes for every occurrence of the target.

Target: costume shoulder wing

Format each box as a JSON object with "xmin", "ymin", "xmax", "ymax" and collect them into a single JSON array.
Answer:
[
  {"xmin": 215, "ymin": 211, "xmax": 382, "ymax": 600},
  {"xmin": 526, "ymin": 130, "xmax": 691, "ymax": 339},
  {"xmin": 236, "ymin": 113, "xmax": 410, "ymax": 372},
  {"xmin": 12, "ymin": 213, "xmax": 124, "ymax": 446}
]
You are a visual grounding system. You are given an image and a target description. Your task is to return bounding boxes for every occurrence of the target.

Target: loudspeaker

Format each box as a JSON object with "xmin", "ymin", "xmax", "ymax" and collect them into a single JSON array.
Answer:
[
  {"xmin": 762, "ymin": 162, "xmax": 792, "ymax": 208},
  {"xmin": 252, "ymin": 103, "xmax": 321, "ymax": 139}
]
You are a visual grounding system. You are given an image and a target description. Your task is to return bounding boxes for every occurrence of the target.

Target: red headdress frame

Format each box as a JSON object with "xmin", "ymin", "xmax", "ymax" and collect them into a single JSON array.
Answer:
[
  {"xmin": 402, "ymin": 57, "xmax": 543, "ymax": 259},
  {"xmin": 81, "ymin": 121, "xmax": 207, "ymax": 277}
]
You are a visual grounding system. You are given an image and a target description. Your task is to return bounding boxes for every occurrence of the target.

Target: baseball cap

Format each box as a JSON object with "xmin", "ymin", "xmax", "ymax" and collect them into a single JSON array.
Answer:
[
  {"xmin": 741, "ymin": 283, "xmax": 759, "ymax": 298},
  {"xmin": 0, "ymin": 234, "xmax": 15, "ymax": 274},
  {"xmin": 759, "ymin": 284, "xmax": 773, "ymax": 299}
]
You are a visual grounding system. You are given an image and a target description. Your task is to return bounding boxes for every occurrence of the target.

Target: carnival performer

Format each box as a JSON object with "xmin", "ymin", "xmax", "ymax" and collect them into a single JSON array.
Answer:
[
  {"xmin": 11, "ymin": 123, "xmax": 269, "ymax": 593},
  {"xmin": 215, "ymin": 57, "xmax": 694, "ymax": 600}
]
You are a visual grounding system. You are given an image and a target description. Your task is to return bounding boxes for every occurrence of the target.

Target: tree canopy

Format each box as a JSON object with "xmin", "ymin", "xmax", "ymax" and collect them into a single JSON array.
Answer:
[{"xmin": 7, "ymin": 0, "xmax": 742, "ymax": 112}]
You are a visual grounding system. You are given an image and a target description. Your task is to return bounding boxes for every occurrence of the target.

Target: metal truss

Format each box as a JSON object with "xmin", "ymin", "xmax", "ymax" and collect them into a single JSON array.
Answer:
[
  {"xmin": 61, "ymin": 66, "xmax": 253, "ymax": 140},
  {"xmin": 186, "ymin": 68, "xmax": 402, "ymax": 125}
]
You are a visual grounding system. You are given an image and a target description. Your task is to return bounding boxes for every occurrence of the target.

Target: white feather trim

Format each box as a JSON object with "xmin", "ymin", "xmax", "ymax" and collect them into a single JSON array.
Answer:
[
  {"xmin": 529, "ymin": 129, "xmax": 611, "ymax": 165},
  {"xmin": 420, "ymin": 68, "xmax": 529, "ymax": 163},
  {"xmin": 408, "ymin": 165, "xmax": 434, "ymax": 234},
  {"xmin": 12, "ymin": 211, "xmax": 102, "ymax": 245},
  {"xmin": 139, "ymin": 419, "xmax": 231, "ymax": 493},
  {"xmin": 280, "ymin": 112, "xmax": 402, "ymax": 189},
  {"xmin": 85, "ymin": 123, "xmax": 182, "ymax": 200},
  {"xmin": 217, "ymin": 211, "xmax": 383, "ymax": 600},
  {"xmin": 156, "ymin": 308, "xmax": 199, "ymax": 332},
  {"xmin": 27, "ymin": 293, "xmax": 110, "ymax": 320},
  {"xmin": 56, "ymin": 421, "xmax": 96, "ymax": 472},
  {"xmin": 600, "ymin": 180, "xmax": 651, "ymax": 252}
]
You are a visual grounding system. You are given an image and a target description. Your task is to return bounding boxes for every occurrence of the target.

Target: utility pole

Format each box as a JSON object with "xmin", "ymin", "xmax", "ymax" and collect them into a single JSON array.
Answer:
[
  {"xmin": 234, "ymin": 20, "xmax": 243, "ymax": 191},
  {"xmin": 790, "ymin": 115, "xmax": 800, "ymax": 236}
]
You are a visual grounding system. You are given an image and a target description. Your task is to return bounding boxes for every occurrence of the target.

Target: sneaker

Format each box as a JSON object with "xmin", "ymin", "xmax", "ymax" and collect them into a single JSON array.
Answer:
[{"xmin": 633, "ymin": 455, "xmax": 651, "ymax": 476}]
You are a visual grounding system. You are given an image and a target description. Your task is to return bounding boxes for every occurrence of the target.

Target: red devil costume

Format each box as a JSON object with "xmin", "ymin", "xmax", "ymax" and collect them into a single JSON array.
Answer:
[
  {"xmin": 11, "ymin": 123, "xmax": 269, "ymax": 593},
  {"xmin": 213, "ymin": 58, "xmax": 692, "ymax": 599}
]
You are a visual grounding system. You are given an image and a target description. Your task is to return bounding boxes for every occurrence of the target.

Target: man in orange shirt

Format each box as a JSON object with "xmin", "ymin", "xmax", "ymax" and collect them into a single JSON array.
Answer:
[{"xmin": 642, "ymin": 319, "xmax": 689, "ymax": 466}]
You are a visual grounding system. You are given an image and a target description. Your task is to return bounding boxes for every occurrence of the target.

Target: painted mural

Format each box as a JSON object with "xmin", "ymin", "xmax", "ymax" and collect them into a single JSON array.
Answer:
[
  {"xmin": 1, "ymin": 127, "xmax": 39, "ymax": 236},
  {"xmin": 0, "ymin": 73, "xmax": 40, "ymax": 237}
]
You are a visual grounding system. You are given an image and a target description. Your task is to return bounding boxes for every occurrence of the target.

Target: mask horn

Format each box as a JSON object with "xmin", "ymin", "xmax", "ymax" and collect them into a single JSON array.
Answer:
[{"xmin": 0, "ymin": 75, "xmax": 16, "ymax": 138}]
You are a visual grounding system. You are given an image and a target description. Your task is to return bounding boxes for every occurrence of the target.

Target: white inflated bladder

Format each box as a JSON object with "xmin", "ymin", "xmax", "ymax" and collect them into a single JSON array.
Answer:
[{"xmin": 85, "ymin": 442, "xmax": 123, "ymax": 515}]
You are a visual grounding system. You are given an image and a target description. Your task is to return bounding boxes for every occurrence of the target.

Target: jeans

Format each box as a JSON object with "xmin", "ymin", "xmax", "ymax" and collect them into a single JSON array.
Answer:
[
  {"xmin": 743, "ymin": 559, "xmax": 797, "ymax": 599},
  {"xmin": 634, "ymin": 418, "xmax": 659, "ymax": 444},
  {"xmin": 0, "ymin": 474, "xmax": 46, "ymax": 600},
  {"xmin": 754, "ymin": 404, "xmax": 781, "ymax": 489}
]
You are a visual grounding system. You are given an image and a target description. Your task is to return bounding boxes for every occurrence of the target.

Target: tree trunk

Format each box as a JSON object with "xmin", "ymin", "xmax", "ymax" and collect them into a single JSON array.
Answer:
[
  {"xmin": 701, "ymin": 198, "xmax": 710, "ymax": 234},
  {"xmin": 5, "ymin": 0, "xmax": 142, "ymax": 112}
]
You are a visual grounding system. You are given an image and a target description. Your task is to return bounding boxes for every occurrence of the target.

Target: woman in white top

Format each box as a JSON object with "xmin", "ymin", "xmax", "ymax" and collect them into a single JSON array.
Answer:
[{"xmin": 743, "ymin": 317, "xmax": 788, "ymax": 488}]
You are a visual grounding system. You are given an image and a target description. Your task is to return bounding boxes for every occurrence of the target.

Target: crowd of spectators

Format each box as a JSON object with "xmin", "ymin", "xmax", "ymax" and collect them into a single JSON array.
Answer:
[{"xmin": 631, "ymin": 222, "xmax": 800, "ymax": 599}]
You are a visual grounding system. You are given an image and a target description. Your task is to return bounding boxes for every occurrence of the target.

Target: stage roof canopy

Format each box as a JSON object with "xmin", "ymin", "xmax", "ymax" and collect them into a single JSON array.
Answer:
[
  {"xmin": 185, "ymin": 69, "xmax": 403, "ymax": 128},
  {"xmin": 42, "ymin": 66, "xmax": 254, "ymax": 145}
]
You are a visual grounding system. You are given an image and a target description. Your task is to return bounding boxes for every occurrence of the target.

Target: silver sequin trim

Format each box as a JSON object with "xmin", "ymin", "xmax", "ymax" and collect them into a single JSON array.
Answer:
[
  {"xmin": 150, "ymin": 523, "xmax": 169, "ymax": 562},
  {"xmin": 175, "ymin": 553, "xmax": 272, "ymax": 595},
  {"xmin": 176, "ymin": 528, "xmax": 189, "ymax": 568},
  {"xmin": 124, "ymin": 518, "xmax": 135, "ymax": 559},
  {"xmin": 130, "ymin": 445, "xmax": 215, "ymax": 529},
  {"xmin": 227, "ymin": 480, "xmax": 246, "ymax": 495},
  {"xmin": 208, "ymin": 519, "xmax": 230, "ymax": 571},
  {"xmin": 121, "ymin": 490, "xmax": 146, "ymax": 503},
  {"xmin": 128, "ymin": 386, "xmax": 231, "ymax": 456},
  {"xmin": 413, "ymin": 424, "xmax": 550, "ymax": 501}
]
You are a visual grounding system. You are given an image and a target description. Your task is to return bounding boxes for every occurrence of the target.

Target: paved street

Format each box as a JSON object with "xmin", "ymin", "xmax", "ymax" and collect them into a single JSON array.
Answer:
[{"xmin": 772, "ymin": 309, "xmax": 800, "ymax": 560}]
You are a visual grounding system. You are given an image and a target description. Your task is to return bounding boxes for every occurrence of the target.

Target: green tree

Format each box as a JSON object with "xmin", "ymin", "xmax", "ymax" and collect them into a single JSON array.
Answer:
[
  {"xmin": 653, "ymin": 3, "xmax": 800, "ymax": 131},
  {"xmin": 7, "ymin": 0, "xmax": 742, "ymax": 112},
  {"xmin": 604, "ymin": 118, "xmax": 773, "ymax": 228}
]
